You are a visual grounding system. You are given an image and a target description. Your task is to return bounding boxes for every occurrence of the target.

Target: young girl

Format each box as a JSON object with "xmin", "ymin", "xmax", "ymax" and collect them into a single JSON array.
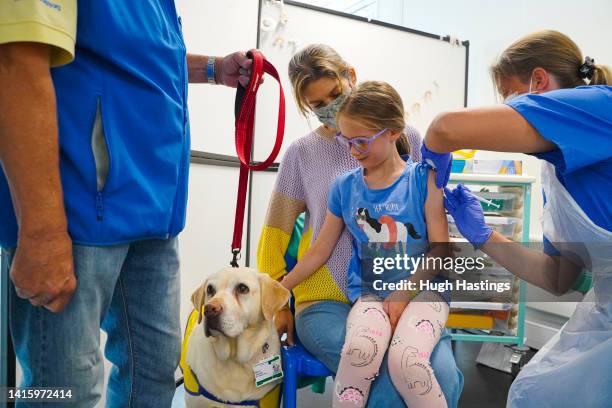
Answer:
[{"xmin": 281, "ymin": 81, "xmax": 450, "ymax": 408}]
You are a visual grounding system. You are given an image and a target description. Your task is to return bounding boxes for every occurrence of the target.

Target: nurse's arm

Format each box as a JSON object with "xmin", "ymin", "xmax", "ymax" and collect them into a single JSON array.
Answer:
[
  {"xmin": 424, "ymin": 105, "xmax": 556, "ymax": 154},
  {"xmin": 481, "ymin": 231, "xmax": 583, "ymax": 296},
  {"xmin": 0, "ymin": 42, "xmax": 76, "ymax": 312}
]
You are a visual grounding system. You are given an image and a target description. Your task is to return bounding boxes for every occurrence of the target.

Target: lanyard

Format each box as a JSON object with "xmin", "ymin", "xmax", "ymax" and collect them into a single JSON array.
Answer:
[{"xmin": 231, "ymin": 50, "xmax": 285, "ymax": 267}]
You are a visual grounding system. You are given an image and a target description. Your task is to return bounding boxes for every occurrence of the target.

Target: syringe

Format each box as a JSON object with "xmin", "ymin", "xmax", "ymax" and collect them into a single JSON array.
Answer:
[
  {"xmin": 473, "ymin": 195, "xmax": 501, "ymax": 209},
  {"xmin": 443, "ymin": 189, "xmax": 502, "ymax": 210}
]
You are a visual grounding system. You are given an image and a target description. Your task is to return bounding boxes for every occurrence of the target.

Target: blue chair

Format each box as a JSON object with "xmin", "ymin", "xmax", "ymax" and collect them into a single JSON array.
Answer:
[
  {"xmin": 279, "ymin": 213, "xmax": 333, "ymax": 408},
  {"xmin": 281, "ymin": 342, "xmax": 333, "ymax": 408}
]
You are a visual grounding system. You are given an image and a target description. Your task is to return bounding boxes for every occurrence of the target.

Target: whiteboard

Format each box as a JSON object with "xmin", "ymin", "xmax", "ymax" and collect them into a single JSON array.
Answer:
[
  {"xmin": 176, "ymin": 0, "xmax": 259, "ymax": 155},
  {"xmin": 253, "ymin": 0, "xmax": 467, "ymax": 162}
]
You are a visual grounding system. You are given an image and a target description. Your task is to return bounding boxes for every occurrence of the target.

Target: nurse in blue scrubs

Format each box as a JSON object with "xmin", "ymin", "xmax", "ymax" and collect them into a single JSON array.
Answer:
[{"xmin": 421, "ymin": 30, "xmax": 612, "ymax": 407}]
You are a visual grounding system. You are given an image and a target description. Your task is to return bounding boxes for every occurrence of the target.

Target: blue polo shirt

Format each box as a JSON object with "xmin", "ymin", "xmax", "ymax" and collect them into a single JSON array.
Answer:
[
  {"xmin": 0, "ymin": 1, "xmax": 190, "ymax": 247},
  {"xmin": 506, "ymin": 86, "xmax": 612, "ymax": 254}
]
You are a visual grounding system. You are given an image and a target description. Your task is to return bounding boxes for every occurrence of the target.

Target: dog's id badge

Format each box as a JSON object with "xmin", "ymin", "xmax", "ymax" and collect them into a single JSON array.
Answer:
[{"xmin": 253, "ymin": 355, "xmax": 283, "ymax": 387}]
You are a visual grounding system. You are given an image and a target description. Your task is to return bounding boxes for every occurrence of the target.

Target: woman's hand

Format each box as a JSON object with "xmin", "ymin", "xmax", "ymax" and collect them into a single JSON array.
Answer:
[
  {"xmin": 383, "ymin": 291, "xmax": 411, "ymax": 331},
  {"xmin": 274, "ymin": 306, "xmax": 295, "ymax": 346},
  {"xmin": 444, "ymin": 184, "xmax": 493, "ymax": 248},
  {"xmin": 421, "ymin": 143, "xmax": 452, "ymax": 188}
]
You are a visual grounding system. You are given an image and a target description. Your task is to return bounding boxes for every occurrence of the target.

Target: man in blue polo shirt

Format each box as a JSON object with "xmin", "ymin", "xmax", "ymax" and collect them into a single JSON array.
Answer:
[{"xmin": 0, "ymin": 1, "xmax": 251, "ymax": 406}]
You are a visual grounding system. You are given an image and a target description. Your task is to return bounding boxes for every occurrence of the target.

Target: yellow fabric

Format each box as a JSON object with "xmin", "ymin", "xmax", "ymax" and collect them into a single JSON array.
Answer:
[
  {"xmin": 257, "ymin": 225, "xmax": 348, "ymax": 307},
  {"xmin": 294, "ymin": 227, "xmax": 348, "ymax": 305},
  {"xmin": 0, "ymin": 0, "xmax": 77, "ymax": 67},
  {"xmin": 257, "ymin": 225, "xmax": 292, "ymax": 281},
  {"xmin": 180, "ymin": 309, "xmax": 281, "ymax": 407},
  {"xmin": 259, "ymin": 385, "xmax": 281, "ymax": 408},
  {"xmin": 180, "ymin": 309, "xmax": 201, "ymax": 395}
]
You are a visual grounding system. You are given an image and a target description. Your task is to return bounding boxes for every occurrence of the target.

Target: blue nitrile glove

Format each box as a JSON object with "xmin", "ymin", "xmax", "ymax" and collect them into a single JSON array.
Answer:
[
  {"xmin": 444, "ymin": 184, "xmax": 493, "ymax": 248},
  {"xmin": 421, "ymin": 143, "xmax": 452, "ymax": 188}
]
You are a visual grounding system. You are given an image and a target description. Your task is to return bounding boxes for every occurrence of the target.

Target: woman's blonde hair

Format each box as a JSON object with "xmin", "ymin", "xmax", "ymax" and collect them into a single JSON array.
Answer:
[
  {"xmin": 337, "ymin": 81, "xmax": 410, "ymax": 155},
  {"xmin": 491, "ymin": 30, "xmax": 610, "ymax": 91},
  {"xmin": 289, "ymin": 45, "xmax": 410, "ymax": 156},
  {"xmin": 288, "ymin": 44, "xmax": 352, "ymax": 116}
]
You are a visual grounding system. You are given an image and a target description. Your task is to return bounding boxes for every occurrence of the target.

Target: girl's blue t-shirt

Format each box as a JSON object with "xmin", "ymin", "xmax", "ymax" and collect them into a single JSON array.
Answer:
[{"xmin": 327, "ymin": 160, "xmax": 439, "ymax": 303}]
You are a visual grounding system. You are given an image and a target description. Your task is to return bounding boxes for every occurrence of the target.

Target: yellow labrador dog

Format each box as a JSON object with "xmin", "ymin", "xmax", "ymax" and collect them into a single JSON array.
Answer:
[{"xmin": 183, "ymin": 267, "xmax": 290, "ymax": 407}]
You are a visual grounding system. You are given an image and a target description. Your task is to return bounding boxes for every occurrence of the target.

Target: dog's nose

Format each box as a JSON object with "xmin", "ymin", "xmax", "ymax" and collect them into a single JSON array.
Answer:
[{"xmin": 204, "ymin": 303, "xmax": 223, "ymax": 318}]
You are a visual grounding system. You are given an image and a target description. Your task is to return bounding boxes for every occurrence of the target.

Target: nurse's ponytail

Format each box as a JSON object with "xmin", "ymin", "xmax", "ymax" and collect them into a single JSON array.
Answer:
[
  {"xmin": 491, "ymin": 30, "xmax": 609, "ymax": 90},
  {"xmin": 590, "ymin": 64, "xmax": 611, "ymax": 86}
]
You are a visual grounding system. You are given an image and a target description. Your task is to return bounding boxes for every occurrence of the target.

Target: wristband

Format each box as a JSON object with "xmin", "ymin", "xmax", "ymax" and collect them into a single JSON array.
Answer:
[{"xmin": 206, "ymin": 57, "xmax": 216, "ymax": 84}]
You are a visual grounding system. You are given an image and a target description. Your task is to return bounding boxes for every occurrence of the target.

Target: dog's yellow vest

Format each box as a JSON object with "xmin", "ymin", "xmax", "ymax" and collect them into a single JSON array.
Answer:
[{"xmin": 180, "ymin": 309, "xmax": 281, "ymax": 407}]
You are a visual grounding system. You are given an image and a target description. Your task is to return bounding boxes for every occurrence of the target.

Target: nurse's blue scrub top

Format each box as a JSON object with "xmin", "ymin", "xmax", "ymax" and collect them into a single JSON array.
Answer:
[{"xmin": 506, "ymin": 85, "xmax": 612, "ymax": 254}]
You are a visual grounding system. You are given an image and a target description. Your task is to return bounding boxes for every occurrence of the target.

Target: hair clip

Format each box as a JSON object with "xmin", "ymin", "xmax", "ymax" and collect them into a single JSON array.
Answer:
[{"xmin": 579, "ymin": 56, "xmax": 595, "ymax": 79}]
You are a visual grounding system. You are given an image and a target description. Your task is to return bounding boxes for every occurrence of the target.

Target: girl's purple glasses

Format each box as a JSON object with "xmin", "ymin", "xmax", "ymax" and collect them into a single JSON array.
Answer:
[{"xmin": 335, "ymin": 128, "xmax": 388, "ymax": 154}]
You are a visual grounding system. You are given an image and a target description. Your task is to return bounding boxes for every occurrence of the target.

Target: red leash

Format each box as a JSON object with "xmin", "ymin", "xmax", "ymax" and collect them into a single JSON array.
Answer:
[{"xmin": 231, "ymin": 50, "xmax": 285, "ymax": 267}]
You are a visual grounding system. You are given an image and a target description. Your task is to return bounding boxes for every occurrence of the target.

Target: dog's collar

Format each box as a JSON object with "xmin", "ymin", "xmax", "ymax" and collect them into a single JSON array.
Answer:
[{"xmin": 186, "ymin": 367, "xmax": 260, "ymax": 406}]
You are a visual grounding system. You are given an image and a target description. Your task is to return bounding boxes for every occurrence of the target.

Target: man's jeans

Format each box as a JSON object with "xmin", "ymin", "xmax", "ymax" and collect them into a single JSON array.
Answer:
[
  {"xmin": 296, "ymin": 300, "xmax": 464, "ymax": 407},
  {"xmin": 2, "ymin": 238, "xmax": 181, "ymax": 408}
]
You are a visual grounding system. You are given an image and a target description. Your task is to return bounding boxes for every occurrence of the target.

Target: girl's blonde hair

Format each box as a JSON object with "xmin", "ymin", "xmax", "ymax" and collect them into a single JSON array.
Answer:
[
  {"xmin": 491, "ymin": 30, "xmax": 610, "ymax": 91},
  {"xmin": 337, "ymin": 81, "xmax": 409, "ymax": 155},
  {"xmin": 288, "ymin": 44, "xmax": 352, "ymax": 116}
]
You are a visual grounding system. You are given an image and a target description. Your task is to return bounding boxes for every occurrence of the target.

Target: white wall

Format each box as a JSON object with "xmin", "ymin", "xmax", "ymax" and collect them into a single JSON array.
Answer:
[{"xmin": 397, "ymin": 0, "xmax": 612, "ymax": 238}]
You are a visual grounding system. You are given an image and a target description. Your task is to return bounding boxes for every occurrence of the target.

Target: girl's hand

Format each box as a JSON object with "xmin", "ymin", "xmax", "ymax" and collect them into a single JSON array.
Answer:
[
  {"xmin": 383, "ymin": 290, "xmax": 411, "ymax": 331},
  {"xmin": 280, "ymin": 275, "xmax": 293, "ymax": 291},
  {"xmin": 274, "ymin": 306, "xmax": 295, "ymax": 346}
]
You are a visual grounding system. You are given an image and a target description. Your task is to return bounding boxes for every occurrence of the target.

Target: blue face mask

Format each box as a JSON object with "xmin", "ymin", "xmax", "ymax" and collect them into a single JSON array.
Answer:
[{"xmin": 313, "ymin": 86, "xmax": 352, "ymax": 129}]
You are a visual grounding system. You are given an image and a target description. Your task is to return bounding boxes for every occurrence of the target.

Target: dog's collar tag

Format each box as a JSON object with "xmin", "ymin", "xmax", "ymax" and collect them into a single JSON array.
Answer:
[{"xmin": 253, "ymin": 355, "xmax": 283, "ymax": 388}]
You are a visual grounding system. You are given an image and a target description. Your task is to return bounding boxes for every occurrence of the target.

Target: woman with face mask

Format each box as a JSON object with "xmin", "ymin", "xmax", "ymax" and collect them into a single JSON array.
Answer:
[
  {"xmin": 421, "ymin": 30, "xmax": 612, "ymax": 407},
  {"xmin": 257, "ymin": 44, "xmax": 464, "ymax": 407}
]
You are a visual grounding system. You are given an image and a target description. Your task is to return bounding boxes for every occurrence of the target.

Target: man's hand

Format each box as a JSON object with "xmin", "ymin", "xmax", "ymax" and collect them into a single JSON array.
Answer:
[
  {"xmin": 11, "ymin": 229, "xmax": 76, "ymax": 312},
  {"xmin": 383, "ymin": 291, "xmax": 411, "ymax": 331},
  {"xmin": 273, "ymin": 306, "xmax": 294, "ymax": 346},
  {"xmin": 0, "ymin": 43, "xmax": 76, "ymax": 312},
  {"xmin": 218, "ymin": 50, "xmax": 269, "ymax": 88},
  {"xmin": 218, "ymin": 51, "xmax": 252, "ymax": 88},
  {"xmin": 187, "ymin": 51, "xmax": 266, "ymax": 87}
]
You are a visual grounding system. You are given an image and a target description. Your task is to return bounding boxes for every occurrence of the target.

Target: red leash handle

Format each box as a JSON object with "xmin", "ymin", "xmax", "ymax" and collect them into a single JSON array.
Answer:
[
  {"xmin": 234, "ymin": 51, "xmax": 285, "ymax": 170},
  {"xmin": 231, "ymin": 50, "xmax": 285, "ymax": 266}
]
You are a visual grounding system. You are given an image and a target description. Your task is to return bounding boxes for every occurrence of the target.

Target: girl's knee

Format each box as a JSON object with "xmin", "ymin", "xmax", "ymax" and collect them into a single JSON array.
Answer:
[{"xmin": 387, "ymin": 340, "xmax": 433, "ymax": 385}]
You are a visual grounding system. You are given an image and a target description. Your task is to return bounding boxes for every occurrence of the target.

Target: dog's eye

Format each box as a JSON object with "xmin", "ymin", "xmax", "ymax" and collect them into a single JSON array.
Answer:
[
  {"xmin": 206, "ymin": 285, "xmax": 216, "ymax": 297},
  {"xmin": 236, "ymin": 283, "xmax": 249, "ymax": 295}
]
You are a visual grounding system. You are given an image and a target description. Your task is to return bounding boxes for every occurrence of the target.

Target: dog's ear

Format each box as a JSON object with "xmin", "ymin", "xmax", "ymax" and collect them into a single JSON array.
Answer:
[
  {"xmin": 258, "ymin": 274, "xmax": 290, "ymax": 321},
  {"xmin": 191, "ymin": 281, "xmax": 207, "ymax": 324}
]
